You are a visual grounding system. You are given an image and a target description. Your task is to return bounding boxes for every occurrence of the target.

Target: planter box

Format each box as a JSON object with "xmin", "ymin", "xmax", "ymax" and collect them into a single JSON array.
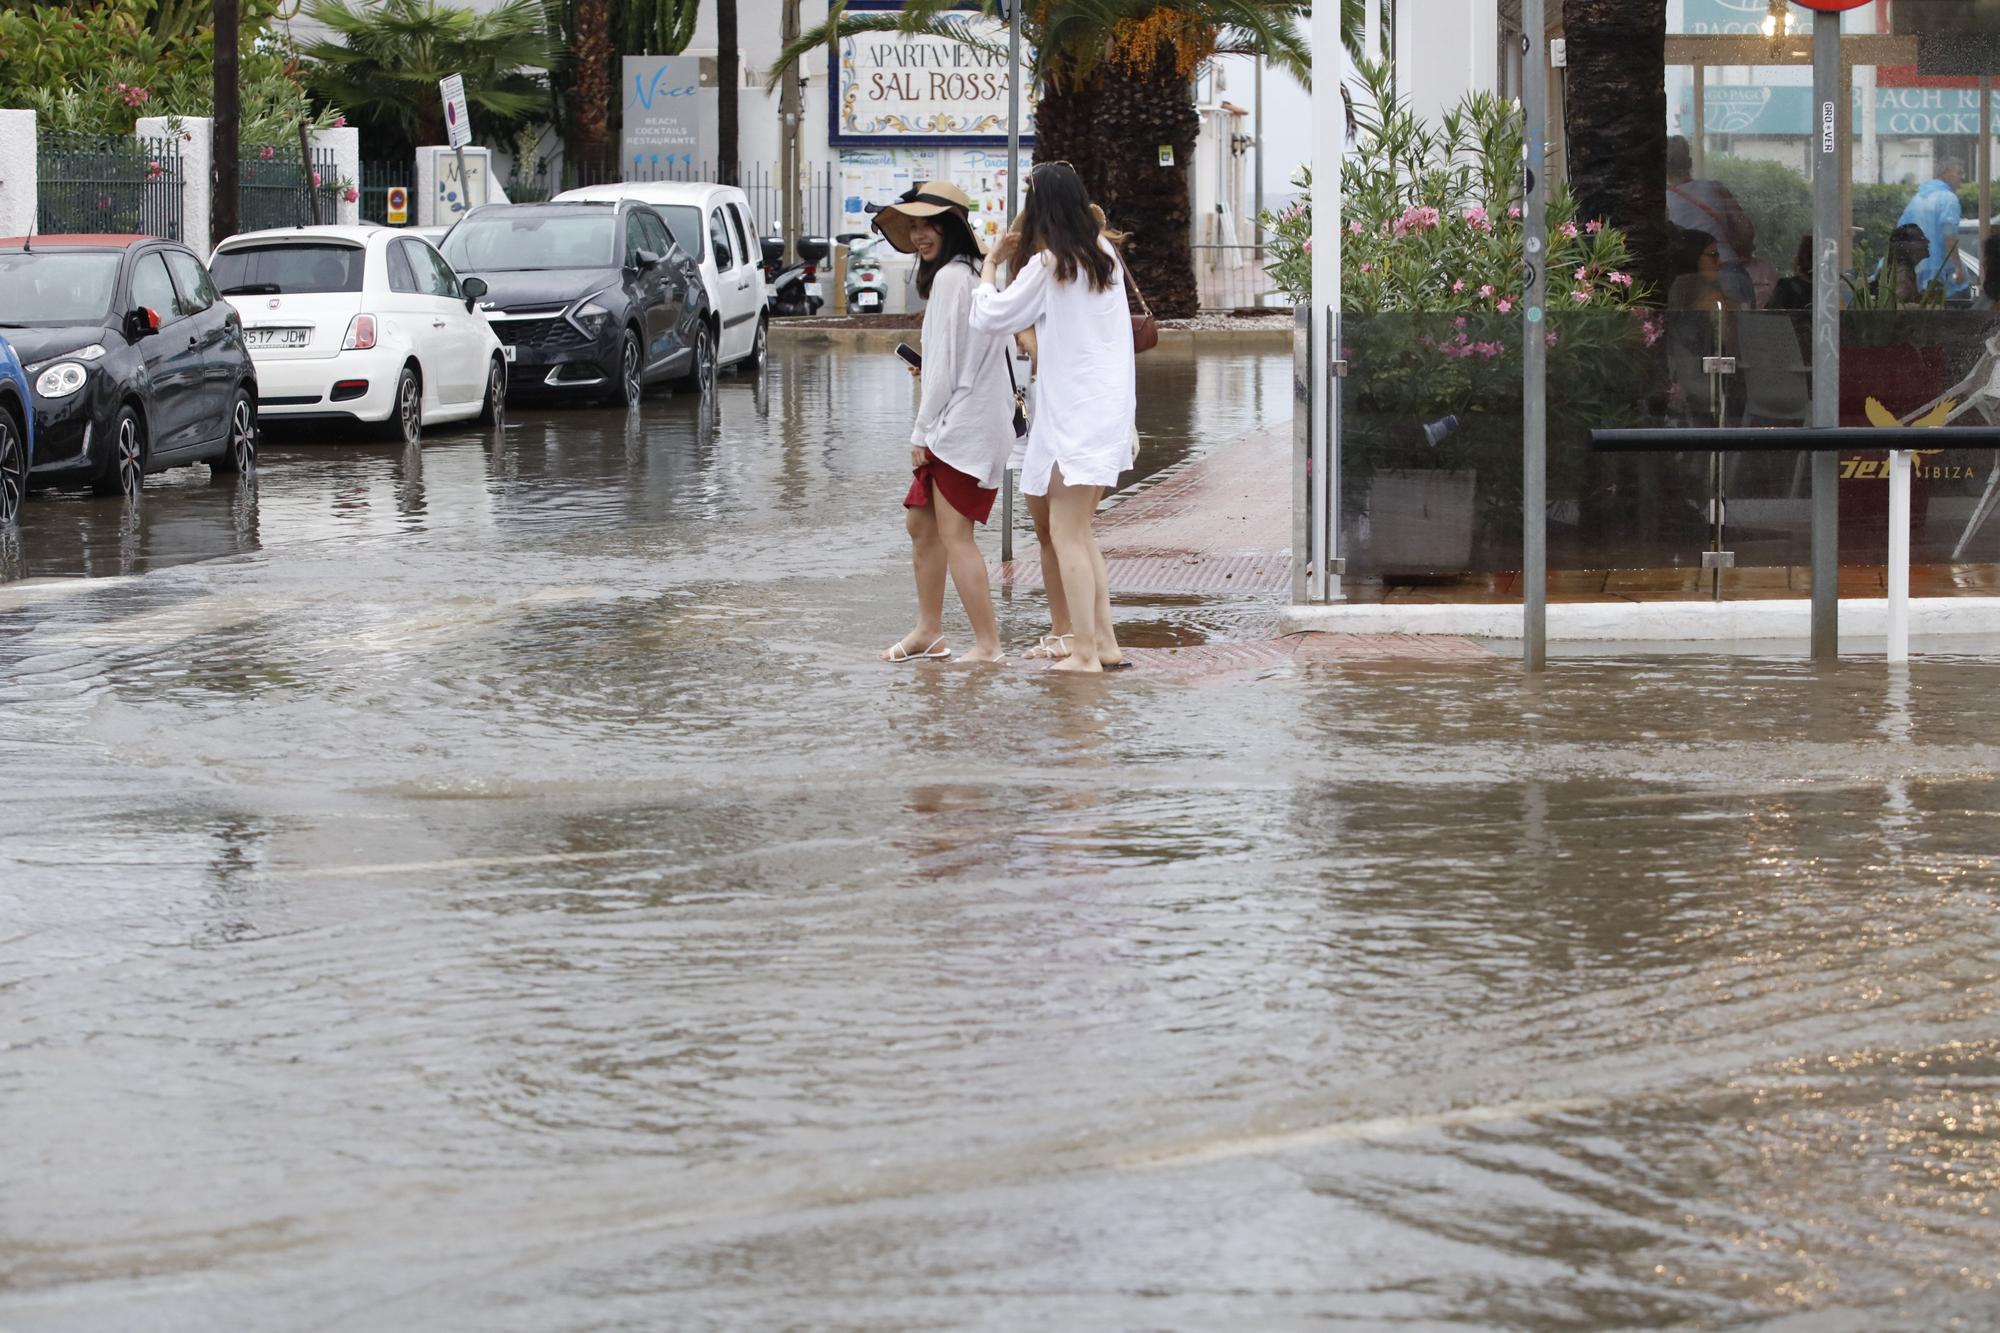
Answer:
[{"xmin": 1368, "ymin": 468, "xmax": 1478, "ymax": 575}]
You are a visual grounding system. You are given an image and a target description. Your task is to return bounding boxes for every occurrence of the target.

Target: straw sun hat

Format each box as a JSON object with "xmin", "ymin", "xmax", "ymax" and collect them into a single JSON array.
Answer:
[{"xmin": 870, "ymin": 181, "xmax": 984, "ymax": 258}]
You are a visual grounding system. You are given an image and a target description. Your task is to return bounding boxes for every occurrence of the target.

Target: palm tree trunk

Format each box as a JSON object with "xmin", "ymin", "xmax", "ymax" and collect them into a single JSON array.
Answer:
[
  {"xmin": 1088, "ymin": 51, "xmax": 1200, "ymax": 319},
  {"xmin": 1030, "ymin": 72, "xmax": 1097, "ymax": 198},
  {"xmin": 717, "ymin": 0, "xmax": 738, "ymax": 185},
  {"xmin": 1562, "ymin": 0, "xmax": 1671, "ymax": 296},
  {"xmin": 573, "ymin": 0, "xmax": 613, "ymax": 165}
]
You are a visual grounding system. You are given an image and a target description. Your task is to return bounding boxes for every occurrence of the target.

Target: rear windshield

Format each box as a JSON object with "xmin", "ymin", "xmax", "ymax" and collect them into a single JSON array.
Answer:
[
  {"xmin": 442, "ymin": 214, "xmax": 615, "ymax": 271},
  {"xmin": 0, "ymin": 251, "xmax": 122, "ymax": 326},
  {"xmin": 657, "ymin": 206, "xmax": 702, "ymax": 261},
  {"xmin": 211, "ymin": 243, "xmax": 365, "ymax": 295}
]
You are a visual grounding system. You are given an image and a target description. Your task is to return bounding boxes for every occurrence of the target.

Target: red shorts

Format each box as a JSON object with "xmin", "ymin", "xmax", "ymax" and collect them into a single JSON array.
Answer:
[{"xmin": 903, "ymin": 449, "xmax": 997, "ymax": 524}]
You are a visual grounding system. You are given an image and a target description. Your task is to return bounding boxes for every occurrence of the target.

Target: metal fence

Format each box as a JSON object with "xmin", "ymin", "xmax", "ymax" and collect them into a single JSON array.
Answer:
[
  {"xmin": 240, "ymin": 145, "xmax": 342, "ymax": 232},
  {"xmin": 357, "ymin": 159, "xmax": 409, "ymax": 225},
  {"xmin": 544, "ymin": 158, "xmax": 837, "ymax": 241},
  {"xmin": 36, "ymin": 131, "xmax": 184, "ymax": 240},
  {"xmin": 1193, "ymin": 244, "xmax": 1286, "ymax": 313}
]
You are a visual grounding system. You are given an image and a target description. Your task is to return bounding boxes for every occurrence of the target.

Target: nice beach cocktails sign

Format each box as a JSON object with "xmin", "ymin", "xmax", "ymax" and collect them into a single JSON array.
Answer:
[{"xmin": 829, "ymin": 2, "xmax": 1036, "ymax": 146}]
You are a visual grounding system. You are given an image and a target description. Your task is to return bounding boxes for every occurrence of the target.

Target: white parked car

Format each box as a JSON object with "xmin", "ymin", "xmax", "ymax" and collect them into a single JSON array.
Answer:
[
  {"xmin": 210, "ymin": 225, "xmax": 506, "ymax": 444},
  {"xmin": 550, "ymin": 181, "xmax": 768, "ymax": 370}
]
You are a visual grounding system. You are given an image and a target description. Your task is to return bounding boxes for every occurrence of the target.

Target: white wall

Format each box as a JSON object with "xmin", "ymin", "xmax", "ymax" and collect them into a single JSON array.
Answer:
[
  {"xmin": 137, "ymin": 115, "xmax": 211, "ymax": 250},
  {"xmin": 1393, "ymin": 0, "xmax": 1500, "ymax": 131},
  {"xmin": 0, "ymin": 110, "xmax": 35, "ymax": 237}
]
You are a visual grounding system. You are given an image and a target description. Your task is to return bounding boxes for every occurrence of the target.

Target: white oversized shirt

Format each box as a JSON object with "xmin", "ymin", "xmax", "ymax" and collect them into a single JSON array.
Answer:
[
  {"xmin": 912, "ymin": 258, "xmax": 1017, "ymax": 488},
  {"xmin": 968, "ymin": 240, "xmax": 1137, "ymax": 493}
]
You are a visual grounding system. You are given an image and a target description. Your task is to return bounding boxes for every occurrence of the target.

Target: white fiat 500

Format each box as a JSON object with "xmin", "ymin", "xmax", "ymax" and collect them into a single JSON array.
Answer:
[{"xmin": 211, "ymin": 225, "xmax": 505, "ymax": 443}]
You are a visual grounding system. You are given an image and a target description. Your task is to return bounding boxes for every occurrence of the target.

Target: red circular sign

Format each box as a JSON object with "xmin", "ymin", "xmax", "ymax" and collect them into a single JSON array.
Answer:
[{"xmin": 1793, "ymin": 1, "xmax": 1869, "ymax": 10}]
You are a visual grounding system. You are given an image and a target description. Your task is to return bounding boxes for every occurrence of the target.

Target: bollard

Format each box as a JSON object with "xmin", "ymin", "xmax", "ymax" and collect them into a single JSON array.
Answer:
[{"xmin": 1887, "ymin": 448, "xmax": 1911, "ymax": 663}]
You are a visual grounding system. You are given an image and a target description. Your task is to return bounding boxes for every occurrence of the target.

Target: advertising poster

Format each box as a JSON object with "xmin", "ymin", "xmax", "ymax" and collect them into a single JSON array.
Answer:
[{"xmin": 622, "ymin": 56, "xmax": 713, "ymax": 175}]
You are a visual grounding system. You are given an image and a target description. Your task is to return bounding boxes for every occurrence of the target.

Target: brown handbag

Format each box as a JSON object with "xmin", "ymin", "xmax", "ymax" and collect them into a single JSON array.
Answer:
[{"xmin": 1123, "ymin": 262, "xmax": 1159, "ymax": 354}]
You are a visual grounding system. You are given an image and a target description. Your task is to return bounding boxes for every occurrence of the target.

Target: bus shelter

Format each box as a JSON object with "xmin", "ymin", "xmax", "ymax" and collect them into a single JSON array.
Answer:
[{"xmin": 1299, "ymin": 0, "xmax": 2000, "ymax": 666}]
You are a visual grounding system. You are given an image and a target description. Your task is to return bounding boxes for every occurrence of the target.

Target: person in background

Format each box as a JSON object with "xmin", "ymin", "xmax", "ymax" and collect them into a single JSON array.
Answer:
[
  {"xmin": 1895, "ymin": 158, "xmax": 1969, "ymax": 299},
  {"xmin": 874, "ymin": 181, "xmax": 1017, "ymax": 665},
  {"xmin": 1666, "ymin": 135, "xmax": 1756, "ymax": 309},
  {"xmin": 1771, "ymin": 235, "xmax": 1813, "ymax": 312}
]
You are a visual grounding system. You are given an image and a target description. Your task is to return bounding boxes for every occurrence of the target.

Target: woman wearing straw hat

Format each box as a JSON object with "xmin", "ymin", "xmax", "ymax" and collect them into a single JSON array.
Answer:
[
  {"xmin": 968, "ymin": 163, "xmax": 1136, "ymax": 674},
  {"xmin": 876, "ymin": 181, "xmax": 1018, "ymax": 665}
]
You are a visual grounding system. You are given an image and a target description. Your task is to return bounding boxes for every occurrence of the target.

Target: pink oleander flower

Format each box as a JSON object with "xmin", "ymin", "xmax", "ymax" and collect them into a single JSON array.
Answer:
[
  {"xmin": 1558, "ymin": 221, "xmax": 1579, "ymax": 240},
  {"xmin": 1478, "ymin": 284, "xmax": 1495, "ymax": 300},
  {"xmin": 343, "ymin": 186, "xmax": 359, "ymax": 204},
  {"xmin": 260, "ymin": 145, "xmax": 276, "ymax": 160},
  {"xmin": 1496, "ymin": 297, "xmax": 1514, "ymax": 314},
  {"xmin": 334, "ymin": 115, "xmax": 347, "ymax": 128},
  {"xmin": 1464, "ymin": 206, "xmax": 1491, "ymax": 232},
  {"xmin": 1571, "ymin": 286, "xmax": 1594, "ymax": 303},
  {"xmin": 1546, "ymin": 331, "xmax": 1560, "ymax": 349},
  {"xmin": 1452, "ymin": 279, "xmax": 1466, "ymax": 293},
  {"xmin": 1348, "ymin": 219, "xmax": 1364, "ymax": 236},
  {"xmin": 1641, "ymin": 318, "xmax": 1663, "ymax": 348},
  {"xmin": 1508, "ymin": 206, "xmax": 1523, "ymax": 220},
  {"xmin": 1608, "ymin": 271, "xmax": 1633, "ymax": 288},
  {"xmin": 1358, "ymin": 261, "xmax": 1371, "ymax": 274},
  {"xmin": 1575, "ymin": 266, "xmax": 1590, "ymax": 280},
  {"xmin": 145, "ymin": 159, "xmax": 162, "ymax": 180},
  {"xmin": 311, "ymin": 171, "xmax": 322, "ymax": 187},
  {"xmin": 1455, "ymin": 316, "xmax": 1467, "ymax": 329},
  {"xmin": 1392, "ymin": 205, "xmax": 1441, "ymax": 238},
  {"xmin": 1304, "ymin": 237, "xmax": 1314, "ymax": 255},
  {"xmin": 1586, "ymin": 219, "xmax": 1604, "ymax": 234}
]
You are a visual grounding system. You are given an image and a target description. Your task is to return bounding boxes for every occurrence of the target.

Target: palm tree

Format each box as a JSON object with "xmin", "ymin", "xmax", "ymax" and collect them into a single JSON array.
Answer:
[
  {"xmin": 571, "ymin": 0, "xmax": 614, "ymax": 161},
  {"xmin": 1560, "ymin": 0, "xmax": 1671, "ymax": 293},
  {"xmin": 717, "ymin": 0, "xmax": 738, "ymax": 185},
  {"xmin": 301, "ymin": 0, "xmax": 553, "ymax": 159},
  {"xmin": 772, "ymin": 0, "xmax": 1329, "ymax": 317}
]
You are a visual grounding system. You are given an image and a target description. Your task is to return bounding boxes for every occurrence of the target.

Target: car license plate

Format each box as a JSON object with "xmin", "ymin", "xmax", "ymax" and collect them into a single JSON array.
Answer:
[
  {"xmin": 249, "ymin": 326, "xmax": 310, "ymax": 349},
  {"xmin": 502, "ymin": 344, "xmax": 517, "ymax": 362},
  {"xmin": 856, "ymin": 292, "xmax": 881, "ymax": 309}
]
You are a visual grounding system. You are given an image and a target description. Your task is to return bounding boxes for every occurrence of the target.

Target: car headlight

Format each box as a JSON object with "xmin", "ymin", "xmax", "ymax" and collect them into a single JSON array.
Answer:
[
  {"xmin": 571, "ymin": 299, "xmax": 613, "ymax": 331},
  {"xmin": 35, "ymin": 362, "xmax": 89, "ymax": 399}
]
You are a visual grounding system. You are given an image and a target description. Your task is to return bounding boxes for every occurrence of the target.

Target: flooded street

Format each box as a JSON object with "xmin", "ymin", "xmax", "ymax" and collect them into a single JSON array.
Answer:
[{"xmin": 4, "ymin": 340, "xmax": 2000, "ymax": 1329}]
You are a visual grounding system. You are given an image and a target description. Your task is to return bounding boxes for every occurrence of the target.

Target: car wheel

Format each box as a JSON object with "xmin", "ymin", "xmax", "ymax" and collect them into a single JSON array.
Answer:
[
  {"xmin": 379, "ymin": 364, "xmax": 421, "ymax": 444},
  {"xmin": 747, "ymin": 316, "xmax": 768, "ymax": 372},
  {"xmin": 478, "ymin": 356, "xmax": 506, "ymax": 427},
  {"xmin": 0, "ymin": 409, "xmax": 24, "ymax": 524},
  {"xmin": 212, "ymin": 389, "xmax": 257, "ymax": 476},
  {"xmin": 611, "ymin": 329, "xmax": 643, "ymax": 410},
  {"xmin": 91, "ymin": 406, "xmax": 146, "ymax": 497},
  {"xmin": 683, "ymin": 323, "xmax": 716, "ymax": 396}
]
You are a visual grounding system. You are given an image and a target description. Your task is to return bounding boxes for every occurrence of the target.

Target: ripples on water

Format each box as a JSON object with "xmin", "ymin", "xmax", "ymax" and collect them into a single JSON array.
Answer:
[{"xmin": 3, "ymin": 342, "xmax": 1998, "ymax": 1328}]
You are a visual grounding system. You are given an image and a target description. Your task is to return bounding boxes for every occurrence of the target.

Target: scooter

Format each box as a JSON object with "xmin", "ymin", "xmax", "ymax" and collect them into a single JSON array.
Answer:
[
  {"xmin": 763, "ymin": 236, "xmax": 828, "ymax": 316},
  {"xmin": 842, "ymin": 233, "xmax": 889, "ymax": 315}
]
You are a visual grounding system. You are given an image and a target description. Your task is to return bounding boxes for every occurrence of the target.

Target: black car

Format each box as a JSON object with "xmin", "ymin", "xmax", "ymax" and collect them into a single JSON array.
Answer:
[
  {"xmin": 441, "ymin": 201, "xmax": 713, "ymax": 408},
  {"xmin": 0, "ymin": 235, "xmax": 258, "ymax": 496}
]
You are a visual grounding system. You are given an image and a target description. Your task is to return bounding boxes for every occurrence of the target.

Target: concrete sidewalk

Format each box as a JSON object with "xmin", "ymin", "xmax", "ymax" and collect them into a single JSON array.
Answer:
[
  {"xmin": 992, "ymin": 424, "xmax": 1293, "ymax": 598},
  {"xmin": 991, "ymin": 425, "xmax": 1497, "ymax": 671}
]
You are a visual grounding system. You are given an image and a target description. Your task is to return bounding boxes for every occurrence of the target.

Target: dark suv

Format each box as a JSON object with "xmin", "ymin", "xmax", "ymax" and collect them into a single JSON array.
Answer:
[{"xmin": 441, "ymin": 201, "xmax": 712, "ymax": 408}]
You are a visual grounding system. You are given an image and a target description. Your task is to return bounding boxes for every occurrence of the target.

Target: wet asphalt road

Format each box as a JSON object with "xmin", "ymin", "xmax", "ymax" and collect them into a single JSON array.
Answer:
[{"xmin": 3, "ymin": 340, "xmax": 2000, "ymax": 1329}]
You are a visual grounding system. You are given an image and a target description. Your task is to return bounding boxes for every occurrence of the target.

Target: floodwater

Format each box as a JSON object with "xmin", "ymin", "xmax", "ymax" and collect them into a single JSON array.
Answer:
[{"xmin": 4, "ymin": 341, "xmax": 2000, "ymax": 1330}]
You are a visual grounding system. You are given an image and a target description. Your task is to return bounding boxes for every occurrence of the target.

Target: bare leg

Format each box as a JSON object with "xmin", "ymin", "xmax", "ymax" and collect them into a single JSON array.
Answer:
[
  {"xmin": 1088, "ymin": 541, "xmax": 1121, "ymax": 665},
  {"xmin": 1046, "ymin": 465, "xmax": 1105, "ymax": 673},
  {"xmin": 933, "ymin": 495, "xmax": 1004, "ymax": 661},
  {"xmin": 1026, "ymin": 491, "xmax": 1071, "ymax": 641},
  {"xmin": 881, "ymin": 502, "xmax": 948, "ymax": 659}
]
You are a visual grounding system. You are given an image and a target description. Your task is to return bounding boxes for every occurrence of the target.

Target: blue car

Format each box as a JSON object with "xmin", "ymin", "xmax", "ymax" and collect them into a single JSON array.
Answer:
[{"xmin": 0, "ymin": 333, "xmax": 29, "ymax": 524}]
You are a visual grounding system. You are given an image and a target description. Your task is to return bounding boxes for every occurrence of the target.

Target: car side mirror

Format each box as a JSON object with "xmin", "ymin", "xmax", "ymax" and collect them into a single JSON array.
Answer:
[
  {"xmin": 461, "ymin": 275, "xmax": 488, "ymax": 309},
  {"xmin": 635, "ymin": 249, "xmax": 661, "ymax": 271},
  {"xmin": 128, "ymin": 306, "xmax": 161, "ymax": 339}
]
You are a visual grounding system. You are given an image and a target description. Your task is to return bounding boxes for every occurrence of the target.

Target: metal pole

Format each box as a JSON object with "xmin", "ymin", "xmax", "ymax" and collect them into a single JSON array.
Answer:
[
  {"xmin": 1981, "ymin": 74, "xmax": 1992, "ymax": 255},
  {"xmin": 212, "ymin": 0, "xmax": 240, "ymax": 249},
  {"xmin": 1810, "ymin": 9, "xmax": 1842, "ymax": 661},
  {"xmin": 1253, "ymin": 56, "xmax": 1264, "ymax": 259},
  {"xmin": 1307, "ymin": 0, "xmax": 1341, "ymax": 603},
  {"xmin": 1692, "ymin": 62, "xmax": 1705, "ymax": 178},
  {"xmin": 780, "ymin": 0, "xmax": 802, "ymax": 260},
  {"xmin": 1001, "ymin": 0, "xmax": 1021, "ymax": 564},
  {"xmin": 1888, "ymin": 448, "xmax": 1910, "ymax": 662},
  {"xmin": 1521, "ymin": 0, "xmax": 1547, "ymax": 669}
]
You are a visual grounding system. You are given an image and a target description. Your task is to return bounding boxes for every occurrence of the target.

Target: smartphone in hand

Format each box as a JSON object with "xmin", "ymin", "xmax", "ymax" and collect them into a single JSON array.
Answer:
[{"xmin": 894, "ymin": 343, "xmax": 922, "ymax": 370}]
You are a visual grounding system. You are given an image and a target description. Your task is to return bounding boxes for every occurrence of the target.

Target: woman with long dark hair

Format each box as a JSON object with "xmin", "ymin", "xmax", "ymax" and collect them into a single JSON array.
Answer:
[
  {"xmin": 874, "ymin": 181, "xmax": 1017, "ymax": 664},
  {"xmin": 968, "ymin": 163, "xmax": 1137, "ymax": 674}
]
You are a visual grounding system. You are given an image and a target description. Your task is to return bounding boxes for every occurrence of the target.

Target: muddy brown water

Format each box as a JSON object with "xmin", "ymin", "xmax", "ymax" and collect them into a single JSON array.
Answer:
[{"xmin": 3, "ymin": 342, "xmax": 1999, "ymax": 1329}]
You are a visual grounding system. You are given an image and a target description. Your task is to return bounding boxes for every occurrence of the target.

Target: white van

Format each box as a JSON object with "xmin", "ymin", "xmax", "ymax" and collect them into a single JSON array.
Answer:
[{"xmin": 551, "ymin": 182, "xmax": 767, "ymax": 371}]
